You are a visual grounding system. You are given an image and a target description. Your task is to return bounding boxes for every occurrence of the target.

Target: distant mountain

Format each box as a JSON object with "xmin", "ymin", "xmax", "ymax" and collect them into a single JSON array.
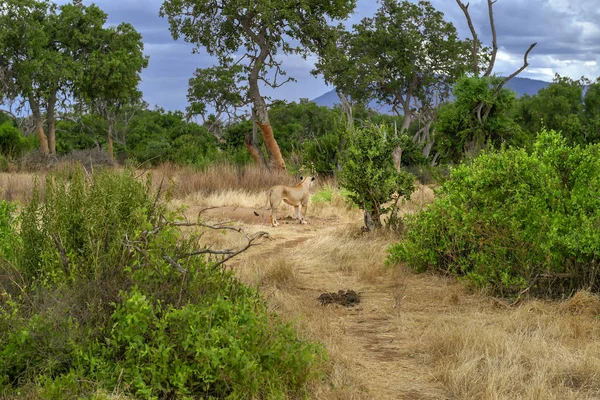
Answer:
[{"xmin": 311, "ymin": 76, "xmax": 551, "ymax": 112}]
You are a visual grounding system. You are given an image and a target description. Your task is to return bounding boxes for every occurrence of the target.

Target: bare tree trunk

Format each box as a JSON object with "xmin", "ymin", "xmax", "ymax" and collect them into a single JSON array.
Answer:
[
  {"xmin": 107, "ymin": 118, "xmax": 114, "ymax": 160},
  {"xmin": 337, "ymin": 91, "xmax": 353, "ymax": 128},
  {"xmin": 243, "ymin": 108, "xmax": 266, "ymax": 167},
  {"xmin": 47, "ymin": 92, "xmax": 56, "ymax": 155},
  {"xmin": 247, "ymin": 41, "xmax": 286, "ymax": 171},
  {"xmin": 29, "ymin": 94, "xmax": 49, "ymax": 155}
]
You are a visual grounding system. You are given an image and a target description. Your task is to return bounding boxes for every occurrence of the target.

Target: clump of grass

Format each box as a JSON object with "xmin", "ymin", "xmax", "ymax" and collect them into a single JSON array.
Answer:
[{"xmin": 262, "ymin": 259, "xmax": 299, "ymax": 290}]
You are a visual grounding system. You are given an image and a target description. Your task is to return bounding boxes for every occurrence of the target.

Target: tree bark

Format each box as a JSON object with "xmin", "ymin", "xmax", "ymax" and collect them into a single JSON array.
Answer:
[
  {"xmin": 47, "ymin": 92, "xmax": 56, "ymax": 155},
  {"xmin": 244, "ymin": 108, "xmax": 266, "ymax": 167},
  {"xmin": 107, "ymin": 118, "xmax": 114, "ymax": 160},
  {"xmin": 29, "ymin": 94, "xmax": 49, "ymax": 155},
  {"xmin": 246, "ymin": 31, "xmax": 286, "ymax": 171}
]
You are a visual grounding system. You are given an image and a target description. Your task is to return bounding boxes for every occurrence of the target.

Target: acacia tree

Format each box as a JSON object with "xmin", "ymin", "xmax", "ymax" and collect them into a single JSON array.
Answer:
[
  {"xmin": 75, "ymin": 22, "xmax": 148, "ymax": 159},
  {"xmin": 314, "ymin": 0, "xmax": 470, "ymax": 165},
  {"xmin": 0, "ymin": 0, "xmax": 112, "ymax": 155},
  {"xmin": 160, "ymin": 0, "xmax": 356, "ymax": 170}
]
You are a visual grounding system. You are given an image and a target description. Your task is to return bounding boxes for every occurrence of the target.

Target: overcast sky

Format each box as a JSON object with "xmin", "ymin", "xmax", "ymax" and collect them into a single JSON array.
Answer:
[{"xmin": 65, "ymin": 0, "xmax": 600, "ymax": 112}]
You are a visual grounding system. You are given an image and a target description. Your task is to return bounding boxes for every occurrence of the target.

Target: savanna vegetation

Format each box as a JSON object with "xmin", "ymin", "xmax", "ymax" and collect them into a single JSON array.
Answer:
[{"xmin": 2, "ymin": 0, "xmax": 600, "ymax": 398}]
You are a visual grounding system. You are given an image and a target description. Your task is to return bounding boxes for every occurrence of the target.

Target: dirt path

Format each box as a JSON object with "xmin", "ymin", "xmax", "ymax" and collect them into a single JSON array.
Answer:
[{"xmin": 198, "ymin": 205, "xmax": 454, "ymax": 399}]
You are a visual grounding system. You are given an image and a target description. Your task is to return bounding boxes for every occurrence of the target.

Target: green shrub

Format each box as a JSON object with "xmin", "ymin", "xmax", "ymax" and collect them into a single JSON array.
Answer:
[
  {"xmin": 0, "ymin": 121, "xmax": 29, "ymax": 157},
  {"xmin": 388, "ymin": 130, "xmax": 600, "ymax": 296},
  {"xmin": 0, "ymin": 165, "xmax": 325, "ymax": 398},
  {"xmin": 302, "ymin": 129, "xmax": 343, "ymax": 176},
  {"xmin": 0, "ymin": 200, "xmax": 18, "ymax": 260},
  {"xmin": 339, "ymin": 125, "xmax": 415, "ymax": 229}
]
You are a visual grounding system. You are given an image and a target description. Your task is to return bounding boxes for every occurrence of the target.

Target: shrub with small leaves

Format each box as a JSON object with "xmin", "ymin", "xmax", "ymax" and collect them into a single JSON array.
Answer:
[
  {"xmin": 388, "ymin": 129, "xmax": 600, "ymax": 297},
  {"xmin": 339, "ymin": 125, "xmax": 415, "ymax": 229}
]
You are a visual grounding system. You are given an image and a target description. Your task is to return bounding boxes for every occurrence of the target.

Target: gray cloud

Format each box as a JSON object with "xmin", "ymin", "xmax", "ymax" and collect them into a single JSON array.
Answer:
[{"xmin": 63, "ymin": 0, "xmax": 600, "ymax": 112}]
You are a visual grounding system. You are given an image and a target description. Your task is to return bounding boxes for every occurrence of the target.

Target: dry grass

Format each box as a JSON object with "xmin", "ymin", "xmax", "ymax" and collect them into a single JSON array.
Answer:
[
  {"xmin": 156, "ymin": 162, "xmax": 297, "ymax": 199},
  {"xmin": 419, "ymin": 297, "xmax": 600, "ymax": 399},
  {"xmin": 0, "ymin": 171, "xmax": 42, "ymax": 202}
]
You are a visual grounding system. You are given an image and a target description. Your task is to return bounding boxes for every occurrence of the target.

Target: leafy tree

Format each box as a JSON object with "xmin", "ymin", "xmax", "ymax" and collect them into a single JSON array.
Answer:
[
  {"xmin": 514, "ymin": 74, "xmax": 586, "ymax": 145},
  {"xmin": 0, "ymin": 0, "xmax": 56, "ymax": 154},
  {"xmin": 315, "ymin": 0, "xmax": 470, "ymax": 165},
  {"xmin": 160, "ymin": 0, "xmax": 356, "ymax": 170},
  {"xmin": 451, "ymin": 0, "xmax": 536, "ymax": 157},
  {"xmin": 75, "ymin": 19, "xmax": 148, "ymax": 159},
  {"xmin": 0, "ymin": 0, "xmax": 141, "ymax": 157},
  {"xmin": 186, "ymin": 65, "xmax": 245, "ymax": 143},
  {"xmin": 583, "ymin": 78, "xmax": 600, "ymax": 142}
]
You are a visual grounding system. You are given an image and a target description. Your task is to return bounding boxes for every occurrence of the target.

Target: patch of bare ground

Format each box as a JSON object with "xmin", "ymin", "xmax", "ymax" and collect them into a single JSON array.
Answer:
[{"xmin": 173, "ymin": 172, "xmax": 600, "ymax": 399}]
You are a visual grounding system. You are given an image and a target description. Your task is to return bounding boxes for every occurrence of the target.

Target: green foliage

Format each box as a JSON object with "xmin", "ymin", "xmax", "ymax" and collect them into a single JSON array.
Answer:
[
  {"xmin": 54, "ymin": 114, "xmax": 108, "ymax": 154},
  {"xmin": 389, "ymin": 130, "xmax": 600, "ymax": 296},
  {"xmin": 315, "ymin": 0, "xmax": 469, "ymax": 132},
  {"xmin": 311, "ymin": 184, "xmax": 352, "ymax": 205},
  {"xmin": 0, "ymin": 166, "xmax": 325, "ymax": 398},
  {"xmin": 18, "ymin": 167, "xmax": 155, "ymax": 284},
  {"xmin": 0, "ymin": 200, "xmax": 18, "ymax": 260},
  {"xmin": 434, "ymin": 75, "xmax": 526, "ymax": 163},
  {"xmin": 339, "ymin": 125, "xmax": 415, "ymax": 228},
  {"xmin": 126, "ymin": 108, "xmax": 221, "ymax": 166},
  {"xmin": 513, "ymin": 74, "xmax": 600, "ymax": 145},
  {"xmin": 0, "ymin": 121, "xmax": 30, "ymax": 156}
]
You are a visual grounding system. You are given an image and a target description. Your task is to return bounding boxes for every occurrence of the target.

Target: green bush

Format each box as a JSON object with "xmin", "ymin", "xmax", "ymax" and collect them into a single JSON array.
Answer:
[
  {"xmin": 302, "ymin": 129, "xmax": 343, "ymax": 176},
  {"xmin": 0, "ymin": 121, "xmax": 30, "ymax": 157},
  {"xmin": 0, "ymin": 165, "xmax": 325, "ymax": 398},
  {"xmin": 339, "ymin": 125, "xmax": 415, "ymax": 229},
  {"xmin": 388, "ymin": 129, "xmax": 600, "ymax": 296}
]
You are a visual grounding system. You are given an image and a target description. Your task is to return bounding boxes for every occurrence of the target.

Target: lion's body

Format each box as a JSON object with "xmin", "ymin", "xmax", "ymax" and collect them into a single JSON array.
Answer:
[{"xmin": 256, "ymin": 176, "xmax": 315, "ymax": 226}]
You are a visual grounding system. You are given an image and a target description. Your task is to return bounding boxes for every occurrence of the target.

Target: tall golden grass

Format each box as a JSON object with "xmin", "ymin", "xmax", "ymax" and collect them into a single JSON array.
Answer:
[{"xmin": 154, "ymin": 162, "xmax": 297, "ymax": 198}]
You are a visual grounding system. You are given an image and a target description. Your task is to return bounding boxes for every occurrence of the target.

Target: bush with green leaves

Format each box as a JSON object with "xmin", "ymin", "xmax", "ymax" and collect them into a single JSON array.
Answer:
[
  {"xmin": 339, "ymin": 125, "xmax": 415, "ymax": 229},
  {"xmin": 0, "ymin": 200, "xmax": 18, "ymax": 260},
  {"xmin": 0, "ymin": 165, "xmax": 325, "ymax": 398},
  {"xmin": 0, "ymin": 121, "xmax": 33, "ymax": 157},
  {"xmin": 388, "ymin": 129, "xmax": 600, "ymax": 297}
]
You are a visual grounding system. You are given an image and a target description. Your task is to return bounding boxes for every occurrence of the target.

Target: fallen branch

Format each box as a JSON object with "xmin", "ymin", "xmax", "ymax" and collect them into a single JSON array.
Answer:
[{"xmin": 129, "ymin": 220, "xmax": 269, "ymax": 275}]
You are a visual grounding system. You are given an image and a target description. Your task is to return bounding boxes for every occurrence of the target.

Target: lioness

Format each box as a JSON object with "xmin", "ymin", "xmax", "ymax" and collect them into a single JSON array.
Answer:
[{"xmin": 254, "ymin": 176, "xmax": 316, "ymax": 226}]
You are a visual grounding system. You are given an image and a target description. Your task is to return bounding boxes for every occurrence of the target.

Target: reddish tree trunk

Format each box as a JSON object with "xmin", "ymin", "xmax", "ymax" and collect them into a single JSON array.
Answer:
[
  {"xmin": 257, "ymin": 122, "xmax": 285, "ymax": 170},
  {"xmin": 107, "ymin": 122, "xmax": 114, "ymax": 160}
]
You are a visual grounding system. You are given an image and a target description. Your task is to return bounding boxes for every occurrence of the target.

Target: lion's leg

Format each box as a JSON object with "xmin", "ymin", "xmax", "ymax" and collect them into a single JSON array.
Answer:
[
  {"xmin": 293, "ymin": 205, "xmax": 303, "ymax": 223},
  {"xmin": 300, "ymin": 202, "xmax": 308, "ymax": 224},
  {"xmin": 270, "ymin": 196, "xmax": 282, "ymax": 227}
]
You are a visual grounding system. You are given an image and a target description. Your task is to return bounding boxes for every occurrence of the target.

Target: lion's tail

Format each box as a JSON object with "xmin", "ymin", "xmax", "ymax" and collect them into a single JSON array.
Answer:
[{"xmin": 254, "ymin": 189, "xmax": 272, "ymax": 217}]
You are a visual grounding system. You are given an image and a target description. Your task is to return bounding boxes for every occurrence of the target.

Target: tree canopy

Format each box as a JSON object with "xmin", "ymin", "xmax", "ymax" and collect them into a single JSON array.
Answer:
[
  {"xmin": 160, "ymin": 0, "xmax": 356, "ymax": 170},
  {"xmin": 0, "ymin": 0, "xmax": 147, "ymax": 156}
]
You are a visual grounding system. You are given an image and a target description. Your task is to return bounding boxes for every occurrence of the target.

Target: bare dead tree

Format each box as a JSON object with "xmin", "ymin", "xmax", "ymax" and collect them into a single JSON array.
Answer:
[{"xmin": 456, "ymin": 0, "xmax": 537, "ymax": 125}]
